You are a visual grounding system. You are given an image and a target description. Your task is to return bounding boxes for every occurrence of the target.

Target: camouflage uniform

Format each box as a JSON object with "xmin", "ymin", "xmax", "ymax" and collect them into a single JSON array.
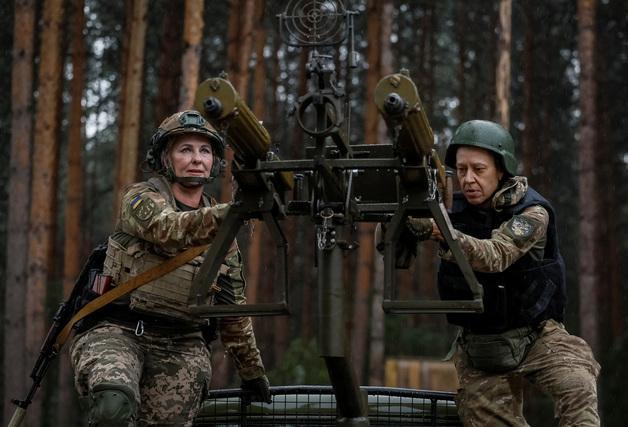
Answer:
[
  {"xmin": 71, "ymin": 176, "xmax": 265, "ymax": 426},
  {"xmin": 453, "ymin": 319, "xmax": 600, "ymax": 426},
  {"xmin": 412, "ymin": 177, "xmax": 601, "ymax": 426}
]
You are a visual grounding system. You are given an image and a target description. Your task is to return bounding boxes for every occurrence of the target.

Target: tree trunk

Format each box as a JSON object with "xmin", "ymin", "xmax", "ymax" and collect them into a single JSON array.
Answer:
[
  {"xmin": 115, "ymin": 0, "xmax": 134, "ymax": 180},
  {"xmin": 351, "ymin": 0, "xmax": 382, "ymax": 382},
  {"xmin": 417, "ymin": 1, "xmax": 438, "ymax": 329},
  {"xmin": 577, "ymin": 0, "xmax": 599, "ymax": 356},
  {"xmin": 246, "ymin": 0, "xmax": 266, "ymax": 305},
  {"xmin": 154, "ymin": 0, "xmax": 183, "ymax": 125},
  {"xmin": 226, "ymin": 0, "xmax": 241, "ymax": 78},
  {"xmin": 363, "ymin": 0, "xmax": 381, "ymax": 147},
  {"xmin": 3, "ymin": 1, "xmax": 35, "ymax": 424},
  {"xmin": 380, "ymin": 2, "xmax": 393, "ymax": 153},
  {"xmin": 220, "ymin": 0, "xmax": 255, "ymax": 202},
  {"xmin": 26, "ymin": 0, "xmax": 65, "ymax": 424},
  {"xmin": 217, "ymin": 0, "xmax": 241, "ymax": 203},
  {"xmin": 57, "ymin": 0, "xmax": 87, "ymax": 424},
  {"xmin": 594, "ymin": 4, "xmax": 620, "ymax": 349},
  {"xmin": 455, "ymin": 0, "xmax": 467, "ymax": 122},
  {"xmin": 234, "ymin": 0, "xmax": 255, "ymax": 97},
  {"xmin": 521, "ymin": 0, "xmax": 536, "ymax": 179},
  {"xmin": 115, "ymin": 0, "xmax": 148, "ymax": 210},
  {"xmin": 488, "ymin": 5, "xmax": 499, "ymax": 120},
  {"xmin": 495, "ymin": 0, "xmax": 512, "ymax": 128},
  {"xmin": 426, "ymin": 2, "xmax": 436, "ymax": 110},
  {"xmin": 179, "ymin": 0, "xmax": 205, "ymax": 110},
  {"xmin": 366, "ymin": 0, "xmax": 394, "ymax": 386},
  {"xmin": 535, "ymin": 21, "xmax": 552, "ymax": 197}
]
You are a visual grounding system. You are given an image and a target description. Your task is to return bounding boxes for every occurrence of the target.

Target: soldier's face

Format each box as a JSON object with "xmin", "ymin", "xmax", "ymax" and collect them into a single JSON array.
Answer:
[
  {"xmin": 169, "ymin": 135, "xmax": 214, "ymax": 179},
  {"xmin": 455, "ymin": 146, "xmax": 503, "ymax": 206}
]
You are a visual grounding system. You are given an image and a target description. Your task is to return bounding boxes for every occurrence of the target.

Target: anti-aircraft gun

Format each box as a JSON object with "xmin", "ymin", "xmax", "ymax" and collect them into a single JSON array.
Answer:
[{"xmin": 186, "ymin": 1, "xmax": 483, "ymax": 425}]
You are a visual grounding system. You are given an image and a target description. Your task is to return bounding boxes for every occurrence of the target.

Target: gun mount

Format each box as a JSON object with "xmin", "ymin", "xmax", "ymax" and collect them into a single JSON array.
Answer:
[
  {"xmin": 373, "ymin": 71, "xmax": 484, "ymax": 313},
  {"xmin": 186, "ymin": 1, "xmax": 484, "ymax": 425}
]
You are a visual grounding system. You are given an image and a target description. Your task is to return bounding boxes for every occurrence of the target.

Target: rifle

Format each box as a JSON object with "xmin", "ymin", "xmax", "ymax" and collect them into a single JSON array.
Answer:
[
  {"xmin": 7, "ymin": 245, "xmax": 106, "ymax": 427},
  {"xmin": 7, "ymin": 242, "xmax": 208, "ymax": 427}
]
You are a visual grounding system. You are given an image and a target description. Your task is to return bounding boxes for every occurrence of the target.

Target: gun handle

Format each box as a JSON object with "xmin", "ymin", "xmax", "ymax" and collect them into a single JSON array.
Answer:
[{"xmin": 7, "ymin": 407, "xmax": 26, "ymax": 427}]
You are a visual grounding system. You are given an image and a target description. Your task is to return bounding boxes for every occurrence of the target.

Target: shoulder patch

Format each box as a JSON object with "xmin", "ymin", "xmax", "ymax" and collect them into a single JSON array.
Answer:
[
  {"xmin": 509, "ymin": 216, "xmax": 535, "ymax": 237},
  {"xmin": 130, "ymin": 194, "xmax": 156, "ymax": 222}
]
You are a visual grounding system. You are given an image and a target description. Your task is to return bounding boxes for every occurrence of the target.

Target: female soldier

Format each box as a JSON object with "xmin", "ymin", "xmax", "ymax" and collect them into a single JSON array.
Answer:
[{"xmin": 70, "ymin": 110, "xmax": 270, "ymax": 426}]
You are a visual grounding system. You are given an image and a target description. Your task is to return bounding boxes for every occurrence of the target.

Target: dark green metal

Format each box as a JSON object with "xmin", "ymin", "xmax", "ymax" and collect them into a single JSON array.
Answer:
[{"xmin": 187, "ymin": 177, "xmax": 290, "ymax": 317}]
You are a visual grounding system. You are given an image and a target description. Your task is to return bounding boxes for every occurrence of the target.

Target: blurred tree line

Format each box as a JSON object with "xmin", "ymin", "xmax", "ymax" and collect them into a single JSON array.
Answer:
[{"xmin": 1, "ymin": 0, "xmax": 627, "ymax": 425}]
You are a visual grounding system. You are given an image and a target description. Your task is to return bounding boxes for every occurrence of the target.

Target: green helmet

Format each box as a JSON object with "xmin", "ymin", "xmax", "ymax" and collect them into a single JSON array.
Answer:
[
  {"xmin": 445, "ymin": 120, "xmax": 517, "ymax": 176},
  {"xmin": 146, "ymin": 110, "xmax": 225, "ymax": 179}
]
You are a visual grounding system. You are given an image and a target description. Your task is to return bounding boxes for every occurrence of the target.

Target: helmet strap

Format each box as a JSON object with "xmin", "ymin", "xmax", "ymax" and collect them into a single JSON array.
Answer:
[{"xmin": 172, "ymin": 176, "xmax": 213, "ymax": 187}]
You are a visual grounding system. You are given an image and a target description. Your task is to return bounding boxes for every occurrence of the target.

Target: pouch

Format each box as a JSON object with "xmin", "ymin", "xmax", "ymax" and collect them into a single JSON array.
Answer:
[{"xmin": 462, "ymin": 326, "xmax": 537, "ymax": 373}]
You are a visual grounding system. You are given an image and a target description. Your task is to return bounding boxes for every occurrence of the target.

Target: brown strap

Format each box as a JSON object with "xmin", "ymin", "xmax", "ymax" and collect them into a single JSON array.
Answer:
[{"xmin": 53, "ymin": 244, "xmax": 209, "ymax": 352}]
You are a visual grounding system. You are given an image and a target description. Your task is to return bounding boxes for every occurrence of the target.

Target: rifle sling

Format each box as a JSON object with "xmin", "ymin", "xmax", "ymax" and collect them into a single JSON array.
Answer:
[{"xmin": 53, "ymin": 244, "xmax": 210, "ymax": 353}]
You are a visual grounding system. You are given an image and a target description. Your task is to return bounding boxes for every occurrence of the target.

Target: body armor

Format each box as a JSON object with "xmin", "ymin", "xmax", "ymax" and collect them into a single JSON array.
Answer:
[
  {"xmin": 103, "ymin": 177, "xmax": 241, "ymax": 323},
  {"xmin": 438, "ymin": 187, "xmax": 566, "ymax": 333}
]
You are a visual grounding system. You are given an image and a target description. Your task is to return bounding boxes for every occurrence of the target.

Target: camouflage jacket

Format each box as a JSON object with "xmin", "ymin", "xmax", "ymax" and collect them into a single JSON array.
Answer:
[
  {"xmin": 110, "ymin": 176, "xmax": 265, "ymax": 380},
  {"xmin": 440, "ymin": 176, "xmax": 549, "ymax": 272}
]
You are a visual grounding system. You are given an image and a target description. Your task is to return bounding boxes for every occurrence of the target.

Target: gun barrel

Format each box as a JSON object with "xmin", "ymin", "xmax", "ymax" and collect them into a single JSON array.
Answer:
[
  {"xmin": 374, "ymin": 72, "xmax": 434, "ymax": 160},
  {"xmin": 194, "ymin": 77, "xmax": 293, "ymax": 190},
  {"xmin": 374, "ymin": 71, "xmax": 450, "ymax": 205},
  {"xmin": 383, "ymin": 92, "xmax": 406, "ymax": 116},
  {"xmin": 203, "ymin": 96, "xmax": 223, "ymax": 119},
  {"xmin": 194, "ymin": 77, "xmax": 271, "ymax": 163}
]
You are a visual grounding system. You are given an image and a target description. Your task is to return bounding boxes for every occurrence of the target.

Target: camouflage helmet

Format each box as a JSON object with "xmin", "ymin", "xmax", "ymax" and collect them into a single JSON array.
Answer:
[
  {"xmin": 146, "ymin": 110, "xmax": 225, "ymax": 179},
  {"xmin": 445, "ymin": 120, "xmax": 517, "ymax": 176}
]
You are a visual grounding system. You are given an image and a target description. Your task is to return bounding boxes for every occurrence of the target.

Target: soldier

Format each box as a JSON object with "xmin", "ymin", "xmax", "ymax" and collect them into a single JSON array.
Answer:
[
  {"xmin": 70, "ymin": 110, "xmax": 271, "ymax": 426},
  {"xmin": 405, "ymin": 120, "xmax": 600, "ymax": 426}
]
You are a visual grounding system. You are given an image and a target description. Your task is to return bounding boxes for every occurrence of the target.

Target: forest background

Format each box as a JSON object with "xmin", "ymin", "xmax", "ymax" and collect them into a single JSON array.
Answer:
[{"xmin": 1, "ymin": 0, "xmax": 627, "ymax": 425}]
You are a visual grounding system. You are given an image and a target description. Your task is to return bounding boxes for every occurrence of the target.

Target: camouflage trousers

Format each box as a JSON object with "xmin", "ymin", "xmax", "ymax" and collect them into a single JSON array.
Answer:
[
  {"xmin": 453, "ymin": 319, "xmax": 600, "ymax": 426},
  {"xmin": 70, "ymin": 320, "xmax": 212, "ymax": 426}
]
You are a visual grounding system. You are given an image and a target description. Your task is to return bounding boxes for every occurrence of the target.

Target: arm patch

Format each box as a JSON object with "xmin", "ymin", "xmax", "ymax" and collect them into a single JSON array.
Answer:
[
  {"xmin": 504, "ymin": 215, "xmax": 543, "ymax": 246},
  {"xmin": 129, "ymin": 194, "xmax": 157, "ymax": 222}
]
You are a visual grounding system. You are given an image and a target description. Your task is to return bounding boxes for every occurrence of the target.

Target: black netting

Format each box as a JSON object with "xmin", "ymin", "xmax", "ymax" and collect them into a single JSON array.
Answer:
[{"xmin": 194, "ymin": 386, "xmax": 461, "ymax": 426}]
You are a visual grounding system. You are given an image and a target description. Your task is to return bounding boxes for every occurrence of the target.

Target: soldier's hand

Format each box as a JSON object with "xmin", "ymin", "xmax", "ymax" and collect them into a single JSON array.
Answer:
[
  {"xmin": 407, "ymin": 217, "xmax": 435, "ymax": 241},
  {"xmin": 241, "ymin": 375, "xmax": 272, "ymax": 405},
  {"xmin": 429, "ymin": 221, "xmax": 444, "ymax": 242}
]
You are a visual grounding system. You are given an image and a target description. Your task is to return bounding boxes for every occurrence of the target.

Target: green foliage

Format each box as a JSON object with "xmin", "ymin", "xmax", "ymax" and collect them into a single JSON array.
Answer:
[{"xmin": 267, "ymin": 338, "xmax": 330, "ymax": 385}]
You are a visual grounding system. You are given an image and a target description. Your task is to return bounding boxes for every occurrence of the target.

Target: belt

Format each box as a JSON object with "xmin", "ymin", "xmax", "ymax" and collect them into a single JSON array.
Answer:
[{"xmin": 86, "ymin": 303, "xmax": 202, "ymax": 334}]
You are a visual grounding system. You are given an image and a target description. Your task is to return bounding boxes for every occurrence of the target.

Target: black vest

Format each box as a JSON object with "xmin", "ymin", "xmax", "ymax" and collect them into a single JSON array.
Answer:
[{"xmin": 437, "ymin": 187, "xmax": 566, "ymax": 333}]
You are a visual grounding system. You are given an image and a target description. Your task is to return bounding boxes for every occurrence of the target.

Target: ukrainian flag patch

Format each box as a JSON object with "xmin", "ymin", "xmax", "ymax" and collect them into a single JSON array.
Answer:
[
  {"xmin": 129, "ymin": 193, "xmax": 156, "ymax": 222},
  {"xmin": 131, "ymin": 194, "xmax": 143, "ymax": 210}
]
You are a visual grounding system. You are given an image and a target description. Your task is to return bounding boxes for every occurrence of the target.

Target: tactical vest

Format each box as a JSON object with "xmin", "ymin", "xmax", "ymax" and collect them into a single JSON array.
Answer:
[
  {"xmin": 437, "ymin": 187, "xmax": 566, "ymax": 333},
  {"xmin": 103, "ymin": 177, "xmax": 234, "ymax": 324}
]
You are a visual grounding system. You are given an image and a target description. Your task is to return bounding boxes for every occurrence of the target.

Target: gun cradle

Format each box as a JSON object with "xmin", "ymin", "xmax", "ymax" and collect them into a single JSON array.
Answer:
[{"xmin": 188, "ymin": 72, "xmax": 483, "ymax": 318}]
